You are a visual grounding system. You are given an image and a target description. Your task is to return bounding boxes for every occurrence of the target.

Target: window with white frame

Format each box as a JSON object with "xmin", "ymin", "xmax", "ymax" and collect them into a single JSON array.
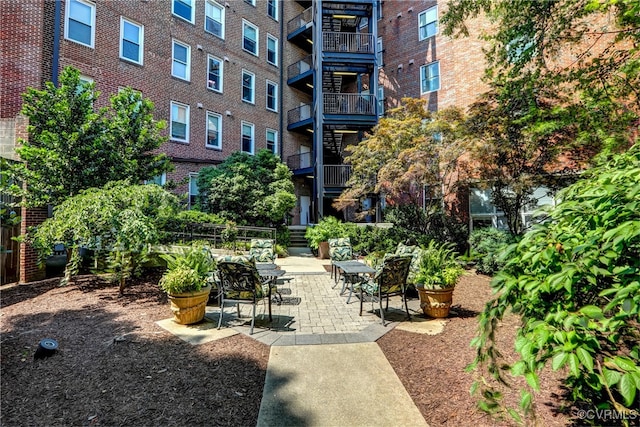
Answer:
[
  {"xmin": 266, "ymin": 80, "xmax": 278, "ymax": 112},
  {"xmin": 206, "ymin": 111, "xmax": 222, "ymax": 149},
  {"xmin": 189, "ymin": 173, "xmax": 199, "ymax": 209},
  {"xmin": 172, "ymin": 40, "xmax": 190, "ymax": 81},
  {"xmin": 266, "ymin": 129, "xmax": 277, "ymax": 154},
  {"xmin": 241, "ymin": 122, "xmax": 255, "ymax": 154},
  {"xmin": 205, "ymin": 0, "xmax": 225, "ymax": 39},
  {"xmin": 242, "ymin": 70, "xmax": 255, "ymax": 104},
  {"xmin": 170, "ymin": 101, "xmax": 189, "ymax": 142},
  {"xmin": 207, "ymin": 55, "xmax": 223, "ymax": 92},
  {"xmin": 377, "ymin": 85, "xmax": 384, "ymax": 116},
  {"xmin": 120, "ymin": 17, "xmax": 143, "ymax": 64},
  {"xmin": 267, "ymin": 34, "xmax": 278, "ymax": 66},
  {"xmin": 65, "ymin": 0, "xmax": 95, "ymax": 48},
  {"xmin": 420, "ymin": 61, "xmax": 440, "ymax": 93},
  {"xmin": 376, "ymin": 0, "xmax": 382, "ymax": 20},
  {"xmin": 173, "ymin": 0, "xmax": 194, "ymax": 23},
  {"xmin": 418, "ymin": 6, "xmax": 438, "ymax": 40},
  {"xmin": 376, "ymin": 37, "xmax": 383, "ymax": 66},
  {"xmin": 267, "ymin": 0, "xmax": 278, "ymax": 20},
  {"xmin": 242, "ymin": 20, "xmax": 259, "ymax": 56}
]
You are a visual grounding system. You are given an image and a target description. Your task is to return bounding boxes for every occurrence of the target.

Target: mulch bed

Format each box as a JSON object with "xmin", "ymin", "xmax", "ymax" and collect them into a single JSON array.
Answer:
[{"xmin": 1, "ymin": 268, "xmax": 577, "ymax": 426}]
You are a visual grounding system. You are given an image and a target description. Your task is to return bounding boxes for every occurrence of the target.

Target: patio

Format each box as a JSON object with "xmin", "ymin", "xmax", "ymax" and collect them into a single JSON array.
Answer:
[{"xmin": 157, "ymin": 254, "xmax": 447, "ymax": 346}]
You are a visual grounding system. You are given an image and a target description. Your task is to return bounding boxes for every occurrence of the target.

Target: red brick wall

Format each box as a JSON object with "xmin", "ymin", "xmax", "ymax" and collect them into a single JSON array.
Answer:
[
  {"xmin": 378, "ymin": 0, "xmax": 488, "ymax": 113},
  {"xmin": 19, "ymin": 206, "xmax": 48, "ymax": 283},
  {"xmin": 55, "ymin": 0, "xmax": 282, "ymax": 180},
  {"xmin": 1, "ymin": 0, "xmax": 46, "ymax": 118}
]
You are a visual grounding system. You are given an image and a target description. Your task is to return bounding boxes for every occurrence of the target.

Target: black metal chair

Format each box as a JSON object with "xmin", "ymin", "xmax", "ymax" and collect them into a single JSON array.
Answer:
[
  {"xmin": 216, "ymin": 260, "xmax": 273, "ymax": 335},
  {"xmin": 356, "ymin": 254, "xmax": 412, "ymax": 326}
]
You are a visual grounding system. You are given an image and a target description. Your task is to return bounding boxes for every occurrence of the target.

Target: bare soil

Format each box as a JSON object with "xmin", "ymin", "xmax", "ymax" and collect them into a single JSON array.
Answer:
[{"xmin": 1, "ymin": 269, "xmax": 578, "ymax": 426}]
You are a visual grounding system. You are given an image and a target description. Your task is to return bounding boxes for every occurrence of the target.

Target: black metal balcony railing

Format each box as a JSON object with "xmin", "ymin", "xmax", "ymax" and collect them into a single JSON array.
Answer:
[
  {"xmin": 324, "ymin": 165, "xmax": 352, "ymax": 187},
  {"xmin": 287, "ymin": 151, "xmax": 313, "ymax": 170},
  {"xmin": 322, "ymin": 32, "xmax": 374, "ymax": 54},
  {"xmin": 287, "ymin": 7, "xmax": 312, "ymax": 34},
  {"xmin": 287, "ymin": 104, "xmax": 313, "ymax": 125},
  {"xmin": 323, "ymin": 93, "xmax": 376, "ymax": 115},
  {"xmin": 287, "ymin": 55, "xmax": 313, "ymax": 80}
]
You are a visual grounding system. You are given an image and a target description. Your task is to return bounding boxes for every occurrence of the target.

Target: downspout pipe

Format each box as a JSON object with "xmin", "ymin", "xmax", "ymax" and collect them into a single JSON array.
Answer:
[
  {"xmin": 278, "ymin": 0, "xmax": 284, "ymax": 158},
  {"xmin": 52, "ymin": 0, "xmax": 62, "ymax": 86}
]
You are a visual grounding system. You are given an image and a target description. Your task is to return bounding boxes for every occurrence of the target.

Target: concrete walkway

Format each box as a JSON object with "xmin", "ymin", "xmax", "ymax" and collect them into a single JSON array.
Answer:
[
  {"xmin": 157, "ymin": 254, "xmax": 442, "ymax": 426},
  {"xmin": 257, "ymin": 343, "xmax": 428, "ymax": 427}
]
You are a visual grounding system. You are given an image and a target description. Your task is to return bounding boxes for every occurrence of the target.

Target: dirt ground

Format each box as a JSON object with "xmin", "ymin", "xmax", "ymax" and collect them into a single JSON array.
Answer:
[{"xmin": 1, "ymin": 268, "xmax": 577, "ymax": 426}]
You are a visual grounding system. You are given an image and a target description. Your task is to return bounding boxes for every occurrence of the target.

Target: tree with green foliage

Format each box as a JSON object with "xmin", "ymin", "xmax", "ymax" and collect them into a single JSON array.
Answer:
[
  {"xmin": 29, "ymin": 181, "xmax": 181, "ymax": 293},
  {"xmin": 441, "ymin": 0, "xmax": 639, "ymax": 236},
  {"xmin": 468, "ymin": 142, "xmax": 640, "ymax": 422},
  {"xmin": 334, "ymin": 98, "xmax": 466, "ymax": 217},
  {"xmin": 1, "ymin": 66, "xmax": 172, "ymax": 207},
  {"xmin": 196, "ymin": 149, "xmax": 296, "ymax": 227}
]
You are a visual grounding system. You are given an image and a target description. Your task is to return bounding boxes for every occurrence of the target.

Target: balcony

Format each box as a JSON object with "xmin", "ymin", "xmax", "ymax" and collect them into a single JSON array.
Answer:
[
  {"xmin": 287, "ymin": 151, "xmax": 313, "ymax": 173},
  {"xmin": 323, "ymin": 93, "xmax": 377, "ymax": 127},
  {"xmin": 287, "ymin": 55, "xmax": 313, "ymax": 93},
  {"xmin": 324, "ymin": 165, "xmax": 352, "ymax": 188},
  {"xmin": 322, "ymin": 32, "xmax": 375, "ymax": 64},
  {"xmin": 287, "ymin": 104, "xmax": 313, "ymax": 132},
  {"xmin": 287, "ymin": 7, "xmax": 313, "ymax": 49}
]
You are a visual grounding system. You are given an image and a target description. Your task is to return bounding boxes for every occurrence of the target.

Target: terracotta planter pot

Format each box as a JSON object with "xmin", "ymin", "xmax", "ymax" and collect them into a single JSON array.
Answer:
[
  {"xmin": 167, "ymin": 285, "xmax": 212, "ymax": 325},
  {"xmin": 317, "ymin": 241, "xmax": 330, "ymax": 259},
  {"xmin": 417, "ymin": 286, "xmax": 454, "ymax": 318}
]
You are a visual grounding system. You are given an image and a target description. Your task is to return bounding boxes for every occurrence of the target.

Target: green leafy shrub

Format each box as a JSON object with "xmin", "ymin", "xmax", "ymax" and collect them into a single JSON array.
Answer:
[
  {"xmin": 415, "ymin": 240, "xmax": 464, "ymax": 289},
  {"xmin": 29, "ymin": 181, "xmax": 180, "ymax": 292},
  {"xmin": 468, "ymin": 227, "xmax": 514, "ymax": 275},
  {"xmin": 469, "ymin": 143, "xmax": 640, "ymax": 421},
  {"xmin": 159, "ymin": 243, "xmax": 216, "ymax": 294},
  {"xmin": 304, "ymin": 216, "xmax": 349, "ymax": 250}
]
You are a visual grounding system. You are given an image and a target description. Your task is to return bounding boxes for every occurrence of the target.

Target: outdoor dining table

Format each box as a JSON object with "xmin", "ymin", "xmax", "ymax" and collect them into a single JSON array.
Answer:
[
  {"xmin": 332, "ymin": 260, "xmax": 376, "ymax": 303},
  {"xmin": 256, "ymin": 265, "xmax": 287, "ymax": 304}
]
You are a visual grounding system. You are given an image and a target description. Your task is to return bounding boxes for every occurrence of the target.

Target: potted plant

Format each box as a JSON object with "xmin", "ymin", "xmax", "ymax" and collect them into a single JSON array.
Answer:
[
  {"xmin": 304, "ymin": 216, "xmax": 347, "ymax": 259},
  {"xmin": 159, "ymin": 244, "xmax": 216, "ymax": 324},
  {"xmin": 414, "ymin": 240, "xmax": 464, "ymax": 318}
]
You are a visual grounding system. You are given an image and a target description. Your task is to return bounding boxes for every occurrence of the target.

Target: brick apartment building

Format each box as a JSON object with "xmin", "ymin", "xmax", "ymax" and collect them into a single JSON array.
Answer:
[{"xmin": 1, "ymin": 0, "xmax": 496, "ymax": 283}]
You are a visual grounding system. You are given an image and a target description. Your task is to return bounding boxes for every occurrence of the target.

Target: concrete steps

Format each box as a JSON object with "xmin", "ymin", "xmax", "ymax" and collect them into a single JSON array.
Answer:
[{"xmin": 288, "ymin": 226, "xmax": 309, "ymax": 248}]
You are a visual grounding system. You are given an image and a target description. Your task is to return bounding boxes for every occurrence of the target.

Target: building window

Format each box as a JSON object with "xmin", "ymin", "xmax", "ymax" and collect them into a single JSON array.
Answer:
[
  {"xmin": 189, "ymin": 173, "xmax": 199, "ymax": 209},
  {"xmin": 377, "ymin": 85, "xmax": 384, "ymax": 116},
  {"xmin": 205, "ymin": 0, "xmax": 224, "ymax": 39},
  {"xmin": 267, "ymin": 34, "xmax": 278, "ymax": 66},
  {"xmin": 120, "ymin": 17, "xmax": 143, "ymax": 64},
  {"xmin": 266, "ymin": 129, "xmax": 277, "ymax": 154},
  {"xmin": 376, "ymin": 37, "xmax": 383, "ymax": 66},
  {"xmin": 267, "ymin": 0, "xmax": 278, "ymax": 20},
  {"xmin": 376, "ymin": 0, "xmax": 382, "ymax": 20},
  {"xmin": 241, "ymin": 122, "xmax": 255, "ymax": 154},
  {"xmin": 170, "ymin": 101, "xmax": 189, "ymax": 142},
  {"xmin": 418, "ymin": 6, "xmax": 438, "ymax": 40},
  {"xmin": 172, "ymin": 40, "xmax": 191, "ymax": 81},
  {"xmin": 242, "ymin": 20, "xmax": 259, "ymax": 56},
  {"xmin": 173, "ymin": 0, "xmax": 194, "ymax": 23},
  {"xmin": 65, "ymin": 0, "xmax": 95, "ymax": 48},
  {"xmin": 245, "ymin": 0, "xmax": 256, "ymax": 5},
  {"xmin": 266, "ymin": 80, "xmax": 278, "ymax": 112},
  {"xmin": 206, "ymin": 111, "xmax": 222, "ymax": 149},
  {"xmin": 242, "ymin": 70, "xmax": 255, "ymax": 104},
  {"xmin": 469, "ymin": 187, "xmax": 556, "ymax": 231},
  {"xmin": 145, "ymin": 173, "xmax": 166, "ymax": 186},
  {"xmin": 207, "ymin": 55, "xmax": 223, "ymax": 92},
  {"xmin": 420, "ymin": 61, "xmax": 440, "ymax": 93}
]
